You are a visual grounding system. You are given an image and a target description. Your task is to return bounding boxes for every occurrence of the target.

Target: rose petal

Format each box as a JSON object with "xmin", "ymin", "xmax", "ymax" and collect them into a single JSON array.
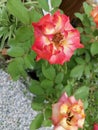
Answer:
[
  {"xmin": 91, "ymin": 6, "xmax": 98, "ymax": 27},
  {"xmin": 54, "ymin": 126, "xmax": 65, "ymax": 130},
  {"xmin": 77, "ymin": 118, "xmax": 85, "ymax": 128},
  {"xmin": 49, "ymin": 50, "xmax": 67, "ymax": 65},
  {"xmin": 59, "ymin": 92, "xmax": 68, "ymax": 103},
  {"xmin": 52, "ymin": 102, "xmax": 62, "ymax": 125},
  {"xmin": 93, "ymin": 123, "xmax": 98, "ymax": 130}
]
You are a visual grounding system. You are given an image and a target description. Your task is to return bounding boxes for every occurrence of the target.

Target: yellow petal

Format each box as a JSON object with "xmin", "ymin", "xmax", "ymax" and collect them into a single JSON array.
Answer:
[{"xmin": 60, "ymin": 104, "xmax": 68, "ymax": 115}]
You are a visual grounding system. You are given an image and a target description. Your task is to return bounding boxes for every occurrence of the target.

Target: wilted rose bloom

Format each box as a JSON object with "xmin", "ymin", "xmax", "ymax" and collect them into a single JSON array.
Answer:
[
  {"xmin": 32, "ymin": 11, "xmax": 84, "ymax": 65},
  {"xmin": 91, "ymin": 6, "xmax": 98, "ymax": 27},
  {"xmin": 93, "ymin": 123, "xmax": 98, "ymax": 130},
  {"xmin": 52, "ymin": 92, "xmax": 85, "ymax": 130}
]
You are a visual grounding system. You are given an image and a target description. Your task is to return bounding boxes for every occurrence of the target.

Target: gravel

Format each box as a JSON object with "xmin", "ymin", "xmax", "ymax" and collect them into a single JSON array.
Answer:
[{"xmin": 0, "ymin": 69, "xmax": 53, "ymax": 130}]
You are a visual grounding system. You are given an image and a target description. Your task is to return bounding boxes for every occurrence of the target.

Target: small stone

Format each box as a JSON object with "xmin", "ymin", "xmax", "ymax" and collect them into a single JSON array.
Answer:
[{"xmin": 0, "ymin": 69, "xmax": 53, "ymax": 130}]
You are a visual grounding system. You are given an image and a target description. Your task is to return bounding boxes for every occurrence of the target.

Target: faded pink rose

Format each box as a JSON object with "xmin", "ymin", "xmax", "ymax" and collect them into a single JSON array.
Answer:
[
  {"xmin": 91, "ymin": 6, "xmax": 98, "ymax": 27},
  {"xmin": 52, "ymin": 92, "xmax": 85, "ymax": 130},
  {"xmin": 32, "ymin": 11, "xmax": 84, "ymax": 65},
  {"xmin": 93, "ymin": 123, "xmax": 98, "ymax": 130}
]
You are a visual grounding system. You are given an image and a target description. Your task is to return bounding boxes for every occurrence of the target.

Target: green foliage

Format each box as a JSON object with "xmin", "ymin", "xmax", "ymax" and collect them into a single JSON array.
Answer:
[
  {"xmin": 43, "ymin": 119, "xmax": 52, "ymax": 127},
  {"xmin": 62, "ymin": 84, "xmax": 73, "ymax": 96},
  {"xmin": 0, "ymin": 6, "xmax": 17, "ymax": 50},
  {"xmin": 51, "ymin": 0, "xmax": 62, "ymax": 8},
  {"xmin": 37, "ymin": 0, "xmax": 49, "ymax": 11},
  {"xmin": 7, "ymin": 46, "xmax": 25, "ymax": 57},
  {"xmin": 75, "ymin": 13, "xmax": 83, "ymax": 21},
  {"xmin": 30, "ymin": 113, "xmax": 44, "ymax": 130},
  {"xmin": 55, "ymin": 72, "xmax": 64, "ymax": 84},
  {"xmin": 90, "ymin": 42, "xmax": 98, "ymax": 56},
  {"xmin": 7, "ymin": 0, "xmax": 30, "ymax": 24},
  {"xmin": 93, "ymin": 29, "xmax": 98, "ymax": 36},
  {"xmin": 7, "ymin": 58, "xmax": 27, "ymax": 80},
  {"xmin": 75, "ymin": 57, "xmax": 85, "ymax": 64},
  {"xmin": 42, "ymin": 64, "xmax": 56, "ymax": 80},
  {"xmin": 1, "ymin": 1, "xmax": 98, "ymax": 130},
  {"xmin": 83, "ymin": 14, "xmax": 91, "ymax": 27},
  {"xmin": 15, "ymin": 26, "xmax": 33, "ymax": 42},
  {"xmin": 41, "ymin": 79, "xmax": 54, "ymax": 88},
  {"xmin": 43, "ymin": 108, "xmax": 52, "ymax": 126},
  {"xmin": 29, "ymin": 79, "xmax": 44, "ymax": 96},
  {"xmin": 31, "ymin": 102, "xmax": 44, "ymax": 111},
  {"xmin": 74, "ymin": 86, "xmax": 89, "ymax": 100},
  {"xmin": 83, "ymin": 2, "xmax": 92, "ymax": 16},
  {"xmin": 29, "ymin": 9, "xmax": 43, "ymax": 22},
  {"xmin": 70, "ymin": 64, "xmax": 85, "ymax": 79}
]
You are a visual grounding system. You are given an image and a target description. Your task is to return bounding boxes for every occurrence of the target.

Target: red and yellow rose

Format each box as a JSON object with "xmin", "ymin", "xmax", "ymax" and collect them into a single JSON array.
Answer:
[
  {"xmin": 91, "ymin": 6, "xmax": 98, "ymax": 27},
  {"xmin": 32, "ymin": 11, "xmax": 84, "ymax": 65},
  {"xmin": 93, "ymin": 123, "xmax": 98, "ymax": 130},
  {"xmin": 52, "ymin": 92, "xmax": 85, "ymax": 130}
]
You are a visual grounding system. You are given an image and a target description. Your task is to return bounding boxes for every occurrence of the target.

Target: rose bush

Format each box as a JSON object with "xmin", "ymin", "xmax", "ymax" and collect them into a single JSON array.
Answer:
[{"xmin": 0, "ymin": 0, "xmax": 98, "ymax": 130}]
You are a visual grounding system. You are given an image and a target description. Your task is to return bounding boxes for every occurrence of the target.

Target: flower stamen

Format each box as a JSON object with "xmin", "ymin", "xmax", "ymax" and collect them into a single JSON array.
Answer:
[
  {"xmin": 52, "ymin": 32, "xmax": 64, "ymax": 44},
  {"xmin": 66, "ymin": 111, "xmax": 74, "ymax": 126}
]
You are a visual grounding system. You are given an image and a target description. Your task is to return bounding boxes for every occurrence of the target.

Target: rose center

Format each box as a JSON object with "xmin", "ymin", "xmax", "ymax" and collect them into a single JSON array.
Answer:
[
  {"xmin": 52, "ymin": 32, "xmax": 64, "ymax": 44},
  {"xmin": 66, "ymin": 112, "xmax": 74, "ymax": 126}
]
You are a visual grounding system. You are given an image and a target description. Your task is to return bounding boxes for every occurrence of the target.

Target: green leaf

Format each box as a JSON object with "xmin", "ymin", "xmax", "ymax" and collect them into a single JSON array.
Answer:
[
  {"xmin": 33, "ymin": 95, "xmax": 45, "ymax": 103},
  {"xmin": 55, "ymin": 72, "xmax": 64, "ymax": 84},
  {"xmin": 30, "ymin": 113, "xmax": 44, "ymax": 130},
  {"xmin": 7, "ymin": 60, "xmax": 20, "ymax": 80},
  {"xmin": 31, "ymin": 102, "xmax": 44, "ymax": 111},
  {"xmin": 75, "ymin": 13, "xmax": 83, "ymax": 21},
  {"xmin": 74, "ymin": 86, "xmax": 89, "ymax": 100},
  {"xmin": 81, "ymin": 34, "xmax": 91, "ymax": 43},
  {"xmin": 55, "ymin": 83, "xmax": 63, "ymax": 90},
  {"xmin": 83, "ymin": 2, "xmax": 92, "ymax": 16},
  {"xmin": 43, "ymin": 120, "xmax": 52, "ymax": 127},
  {"xmin": 90, "ymin": 42, "xmax": 98, "ymax": 56},
  {"xmin": 51, "ymin": 0, "xmax": 62, "ymax": 8},
  {"xmin": 41, "ymin": 79, "xmax": 54, "ymax": 89},
  {"xmin": 7, "ymin": 47, "xmax": 25, "ymax": 57},
  {"xmin": 94, "ymin": 91, "xmax": 98, "ymax": 103},
  {"xmin": 29, "ymin": 9, "xmax": 43, "ymax": 22},
  {"xmin": 84, "ymin": 27, "xmax": 92, "ymax": 34},
  {"xmin": 0, "ymin": 27, "xmax": 8, "ymax": 37},
  {"xmin": 29, "ymin": 80, "xmax": 44, "ymax": 95},
  {"xmin": 50, "ymin": 7, "xmax": 58, "ymax": 14},
  {"xmin": 85, "ymin": 52, "xmax": 91, "ymax": 62},
  {"xmin": 15, "ymin": 57, "xmax": 27, "ymax": 77},
  {"xmin": 7, "ymin": 0, "xmax": 30, "ymax": 24},
  {"xmin": 7, "ymin": 58, "xmax": 27, "ymax": 80},
  {"xmin": 77, "ymin": 27, "xmax": 83, "ymax": 33},
  {"xmin": 37, "ymin": 0, "xmax": 49, "ymax": 11},
  {"xmin": 93, "ymin": 29, "xmax": 98, "ymax": 36},
  {"xmin": 75, "ymin": 57, "xmax": 85, "ymax": 65},
  {"xmin": 62, "ymin": 84, "xmax": 72, "ymax": 96},
  {"xmin": 1, "ymin": 7, "xmax": 9, "ymax": 20},
  {"xmin": 42, "ymin": 65, "xmax": 56, "ymax": 80},
  {"xmin": 24, "ymin": 55, "xmax": 34, "ymax": 69},
  {"xmin": 83, "ymin": 14, "xmax": 91, "ymax": 27},
  {"xmin": 43, "ymin": 108, "xmax": 52, "ymax": 126},
  {"xmin": 15, "ymin": 26, "xmax": 33, "ymax": 42},
  {"xmin": 70, "ymin": 65, "xmax": 85, "ymax": 79},
  {"xmin": 44, "ymin": 108, "xmax": 52, "ymax": 119},
  {"xmin": 83, "ymin": 100, "xmax": 88, "ymax": 109},
  {"xmin": 84, "ymin": 65, "xmax": 90, "ymax": 78},
  {"xmin": 55, "ymin": 83, "xmax": 64, "ymax": 98}
]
